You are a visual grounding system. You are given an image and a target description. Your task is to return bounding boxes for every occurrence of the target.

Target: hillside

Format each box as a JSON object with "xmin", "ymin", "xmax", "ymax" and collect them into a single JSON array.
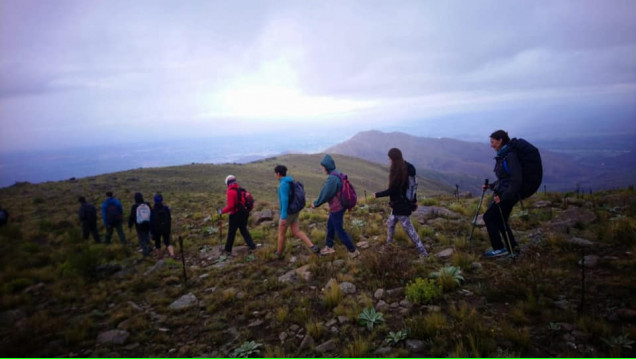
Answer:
[
  {"xmin": 325, "ymin": 130, "xmax": 632, "ymax": 194},
  {"xmin": 0, "ymin": 155, "xmax": 635, "ymax": 357}
]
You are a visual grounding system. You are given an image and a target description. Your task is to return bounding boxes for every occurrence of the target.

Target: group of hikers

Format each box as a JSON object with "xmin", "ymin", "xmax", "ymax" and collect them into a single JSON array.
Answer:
[
  {"xmin": 78, "ymin": 191, "xmax": 174, "ymax": 258},
  {"xmin": 72, "ymin": 130, "xmax": 538, "ymax": 260}
]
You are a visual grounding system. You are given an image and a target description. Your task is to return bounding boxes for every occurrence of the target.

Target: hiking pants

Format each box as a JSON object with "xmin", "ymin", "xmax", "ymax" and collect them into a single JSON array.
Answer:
[
  {"xmin": 105, "ymin": 222, "xmax": 126, "ymax": 244},
  {"xmin": 153, "ymin": 231, "xmax": 171, "ymax": 249},
  {"xmin": 82, "ymin": 221, "xmax": 101, "ymax": 243},
  {"xmin": 136, "ymin": 229, "xmax": 151, "ymax": 256},
  {"xmin": 225, "ymin": 212, "xmax": 256, "ymax": 252},
  {"xmin": 326, "ymin": 209, "xmax": 356, "ymax": 252},
  {"xmin": 484, "ymin": 199, "xmax": 518, "ymax": 251},
  {"xmin": 387, "ymin": 213, "xmax": 426, "ymax": 255}
]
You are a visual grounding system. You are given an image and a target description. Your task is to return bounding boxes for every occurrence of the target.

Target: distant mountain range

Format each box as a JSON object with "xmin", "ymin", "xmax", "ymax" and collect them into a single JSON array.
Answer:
[{"xmin": 325, "ymin": 130, "xmax": 635, "ymax": 194}]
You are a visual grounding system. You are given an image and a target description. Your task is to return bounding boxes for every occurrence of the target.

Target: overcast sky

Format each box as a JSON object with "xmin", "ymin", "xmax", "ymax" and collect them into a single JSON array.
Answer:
[{"xmin": 1, "ymin": 0, "xmax": 635, "ymax": 152}]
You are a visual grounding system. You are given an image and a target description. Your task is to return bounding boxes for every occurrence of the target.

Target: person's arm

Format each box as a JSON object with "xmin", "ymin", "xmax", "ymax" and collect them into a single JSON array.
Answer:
[
  {"xmin": 313, "ymin": 175, "xmax": 339, "ymax": 207},
  {"xmin": 279, "ymin": 181, "xmax": 289, "ymax": 220},
  {"xmin": 501, "ymin": 152, "xmax": 522, "ymax": 202},
  {"xmin": 221, "ymin": 189, "xmax": 236, "ymax": 214}
]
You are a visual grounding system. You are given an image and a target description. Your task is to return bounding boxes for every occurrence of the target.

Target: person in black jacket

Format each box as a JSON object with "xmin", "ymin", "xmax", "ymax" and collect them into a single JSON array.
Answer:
[
  {"xmin": 128, "ymin": 192, "xmax": 152, "ymax": 257},
  {"xmin": 483, "ymin": 130, "xmax": 521, "ymax": 258},
  {"xmin": 78, "ymin": 197, "xmax": 100, "ymax": 243},
  {"xmin": 374, "ymin": 148, "xmax": 428, "ymax": 257},
  {"xmin": 151, "ymin": 193, "xmax": 174, "ymax": 258}
]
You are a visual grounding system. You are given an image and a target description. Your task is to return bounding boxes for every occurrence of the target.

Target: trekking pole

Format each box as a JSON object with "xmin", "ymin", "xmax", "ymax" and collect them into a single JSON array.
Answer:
[
  {"xmin": 469, "ymin": 179, "xmax": 489, "ymax": 245},
  {"xmin": 217, "ymin": 209, "xmax": 223, "ymax": 245},
  {"xmin": 497, "ymin": 203, "xmax": 518, "ymax": 259},
  {"xmin": 178, "ymin": 236, "xmax": 187, "ymax": 284}
]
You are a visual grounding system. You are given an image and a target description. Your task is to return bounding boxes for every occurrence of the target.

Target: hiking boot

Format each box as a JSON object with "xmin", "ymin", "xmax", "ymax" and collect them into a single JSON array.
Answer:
[
  {"xmin": 485, "ymin": 248, "xmax": 509, "ymax": 258},
  {"xmin": 249, "ymin": 243, "xmax": 262, "ymax": 251},
  {"xmin": 320, "ymin": 246, "xmax": 335, "ymax": 255},
  {"xmin": 311, "ymin": 245, "xmax": 320, "ymax": 255},
  {"xmin": 349, "ymin": 249, "xmax": 361, "ymax": 258},
  {"xmin": 272, "ymin": 250, "xmax": 284, "ymax": 260}
]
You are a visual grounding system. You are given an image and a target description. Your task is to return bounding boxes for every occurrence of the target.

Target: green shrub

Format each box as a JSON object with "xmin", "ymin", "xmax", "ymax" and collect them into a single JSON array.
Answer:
[
  {"xmin": 2, "ymin": 277, "xmax": 34, "ymax": 294},
  {"xmin": 358, "ymin": 307, "xmax": 384, "ymax": 331},
  {"xmin": 405, "ymin": 278, "xmax": 442, "ymax": 304},
  {"xmin": 429, "ymin": 266, "xmax": 464, "ymax": 292},
  {"xmin": 232, "ymin": 341, "xmax": 262, "ymax": 358}
]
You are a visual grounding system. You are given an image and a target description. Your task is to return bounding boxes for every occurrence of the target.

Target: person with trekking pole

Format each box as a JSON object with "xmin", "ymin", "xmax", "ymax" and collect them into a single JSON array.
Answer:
[{"xmin": 483, "ymin": 130, "xmax": 521, "ymax": 258}]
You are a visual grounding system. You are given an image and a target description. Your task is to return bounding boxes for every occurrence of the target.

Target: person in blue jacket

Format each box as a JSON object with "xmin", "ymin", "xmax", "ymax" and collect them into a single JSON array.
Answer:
[
  {"xmin": 274, "ymin": 165, "xmax": 320, "ymax": 258},
  {"xmin": 310, "ymin": 155, "xmax": 360, "ymax": 258},
  {"xmin": 101, "ymin": 191, "xmax": 126, "ymax": 245}
]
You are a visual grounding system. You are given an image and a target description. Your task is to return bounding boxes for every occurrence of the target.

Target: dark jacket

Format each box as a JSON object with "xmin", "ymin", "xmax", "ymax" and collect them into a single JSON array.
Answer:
[
  {"xmin": 78, "ymin": 203, "xmax": 98, "ymax": 224},
  {"xmin": 492, "ymin": 146, "xmax": 522, "ymax": 202},
  {"xmin": 375, "ymin": 161, "xmax": 417, "ymax": 216},
  {"xmin": 151, "ymin": 203, "xmax": 172, "ymax": 234},
  {"xmin": 128, "ymin": 193, "xmax": 151, "ymax": 231}
]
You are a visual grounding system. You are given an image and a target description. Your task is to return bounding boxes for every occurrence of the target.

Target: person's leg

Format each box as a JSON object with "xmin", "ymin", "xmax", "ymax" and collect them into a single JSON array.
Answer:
[
  {"xmin": 386, "ymin": 213, "xmax": 398, "ymax": 243},
  {"xmin": 105, "ymin": 225, "xmax": 114, "ymax": 244},
  {"xmin": 90, "ymin": 223, "xmax": 101, "ymax": 243},
  {"xmin": 82, "ymin": 223, "xmax": 90, "ymax": 240},
  {"xmin": 137, "ymin": 230, "xmax": 150, "ymax": 256},
  {"xmin": 398, "ymin": 215, "xmax": 427, "ymax": 255},
  {"xmin": 332, "ymin": 210, "xmax": 356, "ymax": 252},
  {"xmin": 483, "ymin": 203, "xmax": 505, "ymax": 251},
  {"xmin": 163, "ymin": 232, "xmax": 175, "ymax": 257},
  {"xmin": 237, "ymin": 214, "xmax": 256, "ymax": 249},
  {"xmin": 225, "ymin": 214, "xmax": 239, "ymax": 253},
  {"xmin": 115, "ymin": 223, "xmax": 126, "ymax": 244},
  {"xmin": 290, "ymin": 221, "xmax": 315, "ymax": 248},
  {"xmin": 325, "ymin": 212, "xmax": 336, "ymax": 249},
  {"xmin": 498, "ymin": 200, "xmax": 518, "ymax": 251},
  {"xmin": 277, "ymin": 220, "xmax": 287, "ymax": 254}
]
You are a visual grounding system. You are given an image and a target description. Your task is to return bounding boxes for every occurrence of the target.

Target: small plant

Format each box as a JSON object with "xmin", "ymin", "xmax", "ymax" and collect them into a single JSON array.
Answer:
[
  {"xmin": 343, "ymin": 336, "xmax": 370, "ymax": 357},
  {"xmin": 385, "ymin": 329, "xmax": 408, "ymax": 346},
  {"xmin": 405, "ymin": 278, "xmax": 442, "ymax": 304},
  {"xmin": 245, "ymin": 253, "xmax": 255, "ymax": 262},
  {"xmin": 232, "ymin": 340, "xmax": 263, "ymax": 358},
  {"xmin": 602, "ymin": 334, "xmax": 634, "ymax": 356},
  {"xmin": 358, "ymin": 307, "xmax": 384, "ymax": 331},
  {"xmin": 429, "ymin": 265, "xmax": 464, "ymax": 291},
  {"xmin": 322, "ymin": 280, "xmax": 342, "ymax": 308}
]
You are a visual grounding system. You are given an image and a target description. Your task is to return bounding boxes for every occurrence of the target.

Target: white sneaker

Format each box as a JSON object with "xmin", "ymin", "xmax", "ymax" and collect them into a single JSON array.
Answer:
[
  {"xmin": 349, "ymin": 249, "xmax": 361, "ymax": 258},
  {"xmin": 320, "ymin": 246, "xmax": 335, "ymax": 255}
]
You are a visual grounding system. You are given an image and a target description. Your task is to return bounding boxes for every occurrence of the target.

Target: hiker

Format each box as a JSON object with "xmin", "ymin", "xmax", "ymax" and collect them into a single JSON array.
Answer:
[
  {"xmin": 220, "ymin": 175, "xmax": 258, "ymax": 255},
  {"xmin": 78, "ymin": 197, "xmax": 101, "ymax": 243},
  {"xmin": 151, "ymin": 193, "xmax": 175, "ymax": 258},
  {"xmin": 274, "ymin": 165, "xmax": 320, "ymax": 257},
  {"xmin": 101, "ymin": 191, "xmax": 126, "ymax": 244},
  {"xmin": 310, "ymin": 155, "xmax": 360, "ymax": 258},
  {"xmin": 483, "ymin": 130, "xmax": 521, "ymax": 257},
  {"xmin": 373, "ymin": 148, "xmax": 428, "ymax": 257},
  {"xmin": 0, "ymin": 205, "xmax": 9, "ymax": 227},
  {"xmin": 128, "ymin": 192, "xmax": 152, "ymax": 257}
]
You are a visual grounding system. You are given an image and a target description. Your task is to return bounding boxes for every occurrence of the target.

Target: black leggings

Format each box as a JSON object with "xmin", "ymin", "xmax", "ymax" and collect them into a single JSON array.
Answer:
[
  {"xmin": 483, "ymin": 199, "xmax": 518, "ymax": 251},
  {"xmin": 225, "ymin": 212, "xmax": 255, "ymax": 252},
  {"xmin": 153, "ymin": 231, "xmax": 171, "ymax": 249}
]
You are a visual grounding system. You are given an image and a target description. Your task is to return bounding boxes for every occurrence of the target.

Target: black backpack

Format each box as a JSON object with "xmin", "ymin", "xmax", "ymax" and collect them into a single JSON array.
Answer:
[
  {"xmin": 234, "ymin": 187, "xmax": 255, "ymax": 215},
  {"xmin": 106, "ymin": 203, "xmax": 122, "ymax": 225},
  {"xmin": 288, "ymin": 181, "xmax": 306, "ymax": 215},
  {"xmin": 153, "ymin": 205, "xmax": 171, "ymax": 232},
  {"xmin": 404, "ymin": 162, "xmax": 418, "ymax": 203},
  {"xmin": 507, "ymin": 138, "xmax": 543, "ymax": 199}
]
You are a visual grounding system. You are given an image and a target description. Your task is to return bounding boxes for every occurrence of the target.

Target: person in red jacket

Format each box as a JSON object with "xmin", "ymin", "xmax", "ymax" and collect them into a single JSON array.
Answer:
[{"xmin": 220, "ymin": 175, "xmax": 258, "ymax": 255}]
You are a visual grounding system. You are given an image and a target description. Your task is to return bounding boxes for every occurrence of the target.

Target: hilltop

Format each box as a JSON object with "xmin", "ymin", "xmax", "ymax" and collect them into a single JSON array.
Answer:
[{"xmin": 0, "ymin": 154, "xmax": 635, "ymax": 357}]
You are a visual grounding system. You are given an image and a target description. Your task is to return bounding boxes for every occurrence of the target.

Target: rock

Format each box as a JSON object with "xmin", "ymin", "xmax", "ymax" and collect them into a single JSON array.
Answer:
[
  {"xmin": 325, "ymin": 319, "xmax": 338, "ymax": 327},
  {"xmin": 471, "ymin": 262, "xmax": 483, "ymax": 270},
  {"xmin": 279, "ymin": 332, "xmax": 288, "ymax": 343},
  {"xmin": 299, "ymin": 334, "xmax": 315, "ymax": 350},
  {"xmin": 356, "ymin": 241, "xmax": 370, "ymax": 249},
  {"xmin": 374, "ymin": 288, "xmax": 385, "ymax": 300},
  {"xmin": 169, "ymin": 293, "xmax": 198, "ymax": 310},
  {"xmin": 315, "ymin": 339, "xmax": 336, "ymax": 353},
  {"xmin": 376, "ymin": 300, "xmax": 389, "ymax": 312},
  {"xmin": 97, "ymin": 330, "xmax": 129, "ymax": 345},
  {"xmin": 567, "ymin": 237, "xmax": 594, "ymax": 247},
  {"xmin": 253, "ymin": 210, "xmax": 274, "ymax": 224},
  {"xmin": 96, "ymin": 263, "xmax": 123, "ymax": 278},
  {"xmin": 0, "ymin": 309, "xmax": 25, "ymax": 326},
  {"xmin": 337, "ymin": 316, "xmax": 349, "ymax": 324},
  {"xmin": 247, "ymin": 319, "xmax": 263, "ymax": 327},
  {"xmin": 399, "ymin": 299, "xmax": 412, "ymax": 308},
  {"xmin": 339, "ymin": 282, "xmax": 356, "ymax": 294},
  {"xmin": 534, "ymin": 200, "xmax": 552, "ymax": 208},
  {"xmin": 406, "ymin": 339, "xmax": 425, "ymax": 353},
  {"xmin": 424, "ymin": 305, "xmax": 441, "ymax": 312},
  {"xmin": 546, "ymin": 208, "xmax": 597, "ymax": 233},
  {"xmin": 413, "ymin": 206, "xmax": 461, "ymax": 220},
  {"xmin": 144, "ymin": 259, "xmax": 165, "ymax": 276},
  {"xmin": 386, "ymin": 287, "xmax": 404, "ymax": 298},
  {"xmin": 278, "ymin": 264, "xmax": 312, "ymax": 283},
  {"xmin": 375, "ymin": 347, "xmax": 393, "ymax": 355},
  {"xmin": 128, "ymin": 301, "xmax": 143, "ymax": 312},
  {"xmin": 323, "ymin": 278, "xmax": 338, "ymax": 291},
  {"xmin": 332, "ymin": 259, "xmax": 346, "ymax": 269},
  {"xmin": 23, "ymin": 282, "xmax": 45, "ymax": 294},
  {"xmin": 616, "ymin": 308, "xmax": 636, "ymax": 321},
  {"xmin": 435, "ymin": 248, "xmax": 454, "ymax": 259},
  {"xmin": 578, "ymin": 255, "xmax": 599, "ymax": 268}
]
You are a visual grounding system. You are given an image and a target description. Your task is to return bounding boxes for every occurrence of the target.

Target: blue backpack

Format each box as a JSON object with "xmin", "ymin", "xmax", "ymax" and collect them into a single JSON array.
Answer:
[{"xmin": 288, "ymin": 181, "xmax": 306, "ymax": 214}]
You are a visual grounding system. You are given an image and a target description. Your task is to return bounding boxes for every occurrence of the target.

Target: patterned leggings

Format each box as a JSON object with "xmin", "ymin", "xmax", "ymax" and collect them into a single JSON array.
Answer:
[{"xmin": 387, "ymin": 213, "xmax": 427, "ymax": 255}]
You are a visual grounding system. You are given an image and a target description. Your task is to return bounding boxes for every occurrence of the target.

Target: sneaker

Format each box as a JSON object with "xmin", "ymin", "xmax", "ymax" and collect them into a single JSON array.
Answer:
[
  {"xmin": 272, "ymin": 250, "xmax": 284, "ymax": 260},
  {"xmin": 311, "ymin": 245, "xmax": 320, "ymax": 255},
  {"xmin": 485, "ymin": 248, "xmax": 509, "ymax": 258},
  {"xmin": 249, "ymin": 243, "xmax": 262, "ymax": 251},
  {"xmin": 320, "ymin": 246, "xmax": 335, "ymax": 255},
  {"xmin": 349, "ymin": 249, "xmax": 361, "ymax": 258}
]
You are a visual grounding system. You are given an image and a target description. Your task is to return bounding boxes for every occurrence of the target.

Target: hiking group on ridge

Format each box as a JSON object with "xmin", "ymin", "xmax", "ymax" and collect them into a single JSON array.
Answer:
[{"xmin": 69, "ymin": 129, "xmax": 541, "ymax": 261}]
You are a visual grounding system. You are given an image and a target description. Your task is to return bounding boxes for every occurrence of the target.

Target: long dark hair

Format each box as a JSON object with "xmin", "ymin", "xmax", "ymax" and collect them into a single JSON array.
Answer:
[{"xmin": 388, "ymin": 148, "xmax": 408, "ymax": 190}]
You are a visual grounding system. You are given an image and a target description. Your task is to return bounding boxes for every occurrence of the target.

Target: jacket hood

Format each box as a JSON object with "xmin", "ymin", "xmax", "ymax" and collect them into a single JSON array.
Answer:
[
  {"xmin": 321, "ymin": 154, "xmax": 336, "ymax": 172},
  {"xmin": 280, "ymin": 176, "xmax": 293, "ymax": 185}
]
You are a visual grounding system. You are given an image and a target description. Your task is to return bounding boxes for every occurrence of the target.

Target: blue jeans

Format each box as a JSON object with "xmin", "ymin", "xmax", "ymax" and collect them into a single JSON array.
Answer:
[
  {"xmin": 326, "ymin": 209, "xmax": 356, "ymax": 252},
  {"xmin": 105, "ymin": 222, "xmax": 126, "ymax": 244}
]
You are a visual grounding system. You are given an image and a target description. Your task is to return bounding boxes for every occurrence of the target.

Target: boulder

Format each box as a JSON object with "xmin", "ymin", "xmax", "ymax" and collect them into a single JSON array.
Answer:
[
  {"xmin": 97, "ymin": 330, "xmax": 129, "ymax": 345},
  {"xmin": 169, "ymin": 293, "xmax": 198, "ymax": 310}
]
